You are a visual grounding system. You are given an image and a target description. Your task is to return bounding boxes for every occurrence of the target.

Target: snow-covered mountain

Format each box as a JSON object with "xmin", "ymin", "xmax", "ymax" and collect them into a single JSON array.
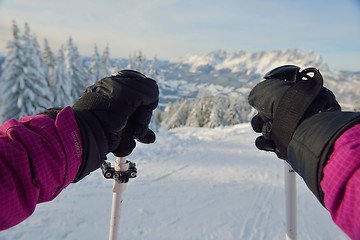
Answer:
[
  {"xmin": 155, "ymin": 49, "xmax": 360, "ymax": 110},
  {"xmin": 173, "ymin": 49, "xmax": 330, "ymax": 74}
]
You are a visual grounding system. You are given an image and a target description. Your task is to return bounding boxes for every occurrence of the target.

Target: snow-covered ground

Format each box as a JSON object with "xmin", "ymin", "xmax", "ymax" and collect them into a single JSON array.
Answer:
[{"xmin": 0, "ymin": 124, "xmax": 350, "ymax": 240}]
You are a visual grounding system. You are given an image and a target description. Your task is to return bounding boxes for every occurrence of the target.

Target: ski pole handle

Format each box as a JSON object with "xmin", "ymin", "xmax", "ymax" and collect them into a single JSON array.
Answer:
[
  {"xmin": 284, "ymin": 162, "xmax": 297, "ymax": 240},
  {"xmin": 109, "ymin": 157, "xmax": 129, "ymax": 240}
]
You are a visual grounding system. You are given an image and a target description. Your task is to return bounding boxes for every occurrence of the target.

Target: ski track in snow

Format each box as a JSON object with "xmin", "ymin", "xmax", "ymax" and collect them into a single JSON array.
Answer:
[{"xmin": 0, "ymin": 124, "xmax": 350, "ymax": 240}]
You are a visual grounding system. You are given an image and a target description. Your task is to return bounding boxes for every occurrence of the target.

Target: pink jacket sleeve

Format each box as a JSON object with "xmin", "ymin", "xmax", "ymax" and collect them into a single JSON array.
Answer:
[
  {"xmin": 0, "ymin": 107, "xmax": 82, "ymax": 230},
  {"xmin": 321, "ymin": 123, "xmax": 360, "ymax": 240}
]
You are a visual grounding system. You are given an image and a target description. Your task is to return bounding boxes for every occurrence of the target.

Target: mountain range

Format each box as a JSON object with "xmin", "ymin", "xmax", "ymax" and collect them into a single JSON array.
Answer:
[{"xmin": 156, "ymin": 49, "xmax": 359, "ymax": 110}]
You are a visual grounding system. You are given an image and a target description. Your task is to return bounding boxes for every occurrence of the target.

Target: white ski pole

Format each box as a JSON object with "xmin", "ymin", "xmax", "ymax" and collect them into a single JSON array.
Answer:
[
  {"xmin": 108, "ymin": 156, "xmax": 128, "ymax": 240},
  {"xmin": 284, "ymin": 162, "xmax": 297, "ymax": 240}
]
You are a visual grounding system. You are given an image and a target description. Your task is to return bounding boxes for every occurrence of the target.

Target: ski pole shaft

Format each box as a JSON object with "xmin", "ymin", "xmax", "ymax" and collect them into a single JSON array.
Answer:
[
  {"xmin": 284, "ymin": 162, "xmax": 297, "ymax": 240},
  {"xmin": 109, "ymin": 157, "xmax": 129, "ymax": 240}
]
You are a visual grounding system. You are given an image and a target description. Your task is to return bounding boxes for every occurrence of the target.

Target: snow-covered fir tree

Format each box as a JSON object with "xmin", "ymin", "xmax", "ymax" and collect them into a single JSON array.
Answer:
[
  {"xmin": 0, "ymin": 22, "xmax": 52, "ymax": 122},
  {"xmin": 87, "ymin": 45, "xmax": 103, "ymax": 86},
  {"xmin": 205, "ymin": 95, "xmax": 228, "ymax": 128},
  {"xmin": 52, "ymin": 46, "xmax": 73, "ymax": 107},
  {"xmin": 43, "ymin": 38, "xmax": 56, "ymax": 87},
  {"xmin": 101, "ymin": 44, "xmax": 111, "ymax": 77},
  {"xmin": 162, "ymin": 99, "xmax": 191, "ymax": 129},
  {"xmin": 19, "ymin": 23, "xmax": 52, "ymax": 114},
  {"xmin": 185, "ymin": 91, "xmax": 211, "ymax": 127},
  {"xmin": 0, "ymin": 21, "xmax": 25, "ymax": 122},
  {"xmin": 113, "ymin": 59, "xmax": 121, "ymax": 74},
  {"xmin": 64, "ymin": 37, "xmax": 86, "ymax": 100},
  {"xmin": 128, "ymin": 50, "xmax": 148, "ymax": 74},
  {"xmin": 224, "ymin": 98, "xmax": 242, "ymax": 126},
  {"xmin": 149, "ymin": 55, "xmax": 159, "ymax": 79}
]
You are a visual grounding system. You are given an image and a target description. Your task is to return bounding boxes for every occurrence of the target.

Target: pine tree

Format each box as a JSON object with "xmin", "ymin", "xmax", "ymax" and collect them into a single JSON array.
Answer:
[
  {"xmin": 198, "ymin": 91, "xmax": 213, "ymax": 127},
  {"xmin": 101, "ymin": 44, "xmax": 111, "ymax": 77},
  {"xmin": 65, "ymin": 37, "xmax": 86, "ymax": 100},
  {"xmin": 206, "ymin": 96, "xmax": 225, "ymax": 128},
  {"xmin": 161, "ymin": 101, "xmax": 179, "ymax": 124},
  {"xmin": 1, "ymin": 22, "xmax": 52, "ymax": 121},
  {"xmin": 224, "ymin": 98, "xmax": 241, "ymax": 126},
  {"xmin": 153, "ymin": 108, "xmax": 163, "ymax": 129},
  {"xmin": 52, "ymin": 46, "xmax": 73, "ymax": 107},
  {"xmin": 186, "ymin": 93, "xmax": 206, "ymax": 127},
  {"xmin": 87, "ymin": 44, "xmax": 103, "ymax": 86},
  {"xmin": 149, "ymin": 55, "xmax": 159, "ymax": 79},
  {"xmin": 43, "ymin": 38, "xmax": 56, "ymax": 87},
  {"xmin": 113, "ymin": 59, "xmax": 121, "ymax": 74},
  {"xmin": 128, "ymin": 53, "xmax": 135, "ymax": 70},
  {"xmin": 0, "ymin": 21, "xmax": 25, "ymax": 121},
  {"xmin": 165, "ymin": 99, "xmax": 191, "ymax": 129},
  {"xmin": 19, "ymin": 23, "xmax": 52, "ymax": 115},
  {"xmin": 128, "ymin": 50, "xmax": 148, "ymax": 74}
]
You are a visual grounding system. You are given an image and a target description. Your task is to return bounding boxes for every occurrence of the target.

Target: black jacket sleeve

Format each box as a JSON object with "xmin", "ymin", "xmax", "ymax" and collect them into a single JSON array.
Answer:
[{"xmin": 287, "ymin": 111, "xmax": 360, "ymax": 205}]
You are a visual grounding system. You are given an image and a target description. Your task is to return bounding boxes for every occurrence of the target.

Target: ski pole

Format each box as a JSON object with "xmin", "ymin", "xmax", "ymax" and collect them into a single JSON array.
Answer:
[
  {"xmin": 101, "ymin": 156, "xmax": 137, "ymax": 240},
  {"xmin": 284, "ymin": 162, "xmax": 297, "ymax": 240},
  {"xmin": 109, "ymin": 157, "xmax": 128, "ymax": 240}
]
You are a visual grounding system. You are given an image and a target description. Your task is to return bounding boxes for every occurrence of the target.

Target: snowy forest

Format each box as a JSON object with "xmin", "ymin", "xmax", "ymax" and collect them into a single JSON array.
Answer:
[
  {"xmin": 156, "ymin": 92, "xmax": 253, "ymax": 129},
  {"xmin": 0, "ymin": 21, "xmax": 253, "ymax": 128}
]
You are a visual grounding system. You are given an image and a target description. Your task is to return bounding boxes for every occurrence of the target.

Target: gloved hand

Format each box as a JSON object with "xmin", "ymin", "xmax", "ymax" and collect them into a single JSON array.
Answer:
[
  {"xmin": 248, "ymin": 65, "xmax": 360, "ymax": 204},
  {"xmin": 40, "ymin": 70, "xmax": 159, "ymax": 182},
  {"xmin": 248, "ymin": 65, "xmax": 340, "ymax": 160}
]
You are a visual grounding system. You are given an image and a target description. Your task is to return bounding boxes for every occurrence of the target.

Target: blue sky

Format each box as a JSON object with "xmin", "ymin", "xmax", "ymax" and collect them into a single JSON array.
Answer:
[{"xmin": 0, "ymin": 0, "xmax": 359, "ymax": 71}]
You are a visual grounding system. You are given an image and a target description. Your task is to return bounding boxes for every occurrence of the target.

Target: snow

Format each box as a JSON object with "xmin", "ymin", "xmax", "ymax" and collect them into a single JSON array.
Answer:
[{"xmin": 0, "ymin": 124, "xmax": 350, "ymax": 240}]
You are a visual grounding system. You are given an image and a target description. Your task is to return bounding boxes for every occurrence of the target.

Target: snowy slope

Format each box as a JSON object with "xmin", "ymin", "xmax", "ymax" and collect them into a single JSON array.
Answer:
[{"xmin": 0, "ymin": 124, "xmax": 350, "ymax": 240}]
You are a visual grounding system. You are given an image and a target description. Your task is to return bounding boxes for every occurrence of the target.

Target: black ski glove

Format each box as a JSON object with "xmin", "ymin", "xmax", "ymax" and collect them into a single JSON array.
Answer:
[
  {"xmin": 248, "ymin": 65, "xmax": 360, "ymax": 205},
  {"xmin": 248, "ymin": 65, "xmax": 340, "ymax": 159},
  {"xmin": 40, "ymin": 70, "xmax": 159, "ymax": 182}
]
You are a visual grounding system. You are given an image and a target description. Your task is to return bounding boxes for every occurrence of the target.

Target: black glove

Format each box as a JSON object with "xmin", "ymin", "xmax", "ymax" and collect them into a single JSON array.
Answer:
[
  {"xmin": 248, "ymin": 65, "xmax": 360, "ymax": 205},
  {"xmin": 40, "ymin": 70, "xmax": 159, "ymax": 182},
  {"xmin": 248, "ymin": 65, "xmax": 340, "ymax": 159}
]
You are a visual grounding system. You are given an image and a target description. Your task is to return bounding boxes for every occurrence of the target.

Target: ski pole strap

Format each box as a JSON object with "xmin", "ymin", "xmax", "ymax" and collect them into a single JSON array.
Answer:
[{"xmin": 265, "ymin": 67, "xmax": 323, "ymax": 159}]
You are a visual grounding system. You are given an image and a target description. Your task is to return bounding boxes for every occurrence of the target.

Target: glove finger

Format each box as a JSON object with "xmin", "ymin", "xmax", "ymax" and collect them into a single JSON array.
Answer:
[
  {"xmin": 255, "ymin": 136, "xmax": 276, "ymax": 152},
  {"xmin": 318, "ymin": 87, "xmax": 341, "ymax": 112},
  {"xmin": 304, "ymin": 87, "xmax": 341, "ymax": 119},
  {"xmin": 136, "ymin": 129, "xmax": 156, "ymax": 144},
  {"xmin": 262, "ymin": 121, "xmax": 272, "ymax": 140},
  {"xmin": 107, "ymin": 131, "xmax": 122, "ymax": 152},
  {"xmin": 251, "ymin": 114, "xmax": 265, "ymax": 133},
  {"xmin": 112, "ymin": 128, "xmax": 136, "ymax": 157},
  {"xmin": 129, "ymin": 107, "xmax": 153, "ymax": 139}
]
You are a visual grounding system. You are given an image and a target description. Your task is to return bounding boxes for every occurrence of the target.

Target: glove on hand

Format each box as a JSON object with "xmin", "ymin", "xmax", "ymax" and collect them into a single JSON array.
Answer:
[
  {"xmin": 49, "ymin": 69, "xmax": 159, "ymax": 182},
  {"xmin": 248, "ymin": 65, "xmax": 360, "ymax": 204},
  {"xmin": 248, "ymin": 65, "xmax": 340, "ymax": 160},
  {"xmin": 72, "ymin": 70, "xmax": 159, "ymax": 156}
]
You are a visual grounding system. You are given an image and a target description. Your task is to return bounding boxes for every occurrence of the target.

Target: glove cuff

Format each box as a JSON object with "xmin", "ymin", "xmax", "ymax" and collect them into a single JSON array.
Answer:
[
  {"xmin": 38, "ymin": 108, "xmax": 63, "ymax": 119},
  {"xmin": 287, "ymin": 111, "xmax": 360, "ymax": 205},
  {"xmin": 72, "ymin": 109, "xmax": 109, "ymax": 182}
]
